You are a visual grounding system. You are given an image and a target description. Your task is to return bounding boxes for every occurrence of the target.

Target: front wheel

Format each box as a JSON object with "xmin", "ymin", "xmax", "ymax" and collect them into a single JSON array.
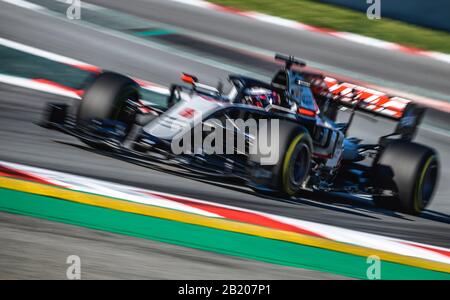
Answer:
[
  {"xmin": 373, "ymin": 141, "xmax": 439, "ymax": 215},
  {"xmin": 77, "ymin": 71, "xmax": 140, "ymax": 131},
  {"xmin": 279, "ymin": 133, "xmax": 312, "ymax": 196}
]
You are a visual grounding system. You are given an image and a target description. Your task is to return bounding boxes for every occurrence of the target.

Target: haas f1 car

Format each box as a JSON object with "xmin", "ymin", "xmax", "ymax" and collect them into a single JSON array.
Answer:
[{"xmin": 42, "ymin": 54, "xmax": 439, "ymax": 215}]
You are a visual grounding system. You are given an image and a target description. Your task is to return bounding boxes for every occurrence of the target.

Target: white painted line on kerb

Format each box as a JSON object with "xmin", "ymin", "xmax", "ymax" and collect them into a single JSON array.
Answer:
[
  {"xmin": 330, "ymin": 32, "xmax": 399, "ymax": 51},
  {"xmin": 0, "ymin": 37, "xmax": 99, "ymax": 73},
  {"xmin": 169, "ymin": 0, "xmax": 214, "ymax": 9},
  {"xmin": 0, "ymin": 72, "xmax": 169, "ymax": 99},
  {"xmin": 1, "ymin": 0, "xmax": 43, "ymax": 10},
  {"xmin": 242, "ymin": 11, "xmax": 302, "ymax": 29},
  {"xmin": 0, "ymin": 37, "xmax": 97, "ymax": 71},
  {"xmin": 425, "ymin": 51, "xmax": 450, "ymax": 64},
  {"xmin": 0, "ymin": 74, "xmax": 81, "ymax": 99}
]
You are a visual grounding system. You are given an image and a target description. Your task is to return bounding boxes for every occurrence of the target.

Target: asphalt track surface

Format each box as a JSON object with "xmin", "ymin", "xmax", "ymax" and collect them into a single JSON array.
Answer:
[{"xmin": 0, "ymin": 0, "xmax": 449, "ymax": 278}]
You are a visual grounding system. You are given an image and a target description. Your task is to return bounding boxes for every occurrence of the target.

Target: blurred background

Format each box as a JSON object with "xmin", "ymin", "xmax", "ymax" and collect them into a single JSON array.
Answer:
[
  {"xmin": 210, "ymin": 0, "xmax": 450, "ymax": 53},
  {"xmin": 319, "ymin": 0, "xmax": 450, "ymax": 32}
]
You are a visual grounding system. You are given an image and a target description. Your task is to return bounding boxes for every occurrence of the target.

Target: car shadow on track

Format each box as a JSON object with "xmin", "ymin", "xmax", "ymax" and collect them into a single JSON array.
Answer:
[
  {"xmin": 421, "ymin": 210, "xmax": 450, "ymax": 225},
  {"xmin": 55, "ymin": 140, "xmax": 450, "ymax": 225}
]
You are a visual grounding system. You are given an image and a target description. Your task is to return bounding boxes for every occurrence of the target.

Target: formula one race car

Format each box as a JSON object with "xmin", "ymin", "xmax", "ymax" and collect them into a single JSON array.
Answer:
[{"xmin": 42, "ymin": 54, "xmax": 439, "ymax": 215}]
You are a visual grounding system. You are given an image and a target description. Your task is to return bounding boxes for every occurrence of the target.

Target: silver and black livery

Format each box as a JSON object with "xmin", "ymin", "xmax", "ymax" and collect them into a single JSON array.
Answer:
[{"xmin": 42, "ymin": 54, "xmax": 439, "ymax": 215}]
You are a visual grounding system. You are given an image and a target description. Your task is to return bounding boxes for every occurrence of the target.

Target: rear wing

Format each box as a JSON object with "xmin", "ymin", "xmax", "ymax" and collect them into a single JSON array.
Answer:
[
  {"xmin": 318, "ymin": 75, "xmax": 425, "ymax": 141},
  {"xmin": 322, "ymin": 76, "xmax": 413, "ymax": 120}
]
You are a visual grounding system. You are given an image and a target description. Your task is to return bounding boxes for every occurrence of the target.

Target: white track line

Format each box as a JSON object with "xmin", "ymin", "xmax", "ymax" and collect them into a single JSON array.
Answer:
[
  {"xmin": 0, "ymin": 74, "xmax": 81, "ymax": 99},
  {"xmin": 1, "ymin": 0, "xmax": 43, "ymax": 10},
  {"xmin": 0, "ymin": 37, "xmax": 98, "ymax": 71}
]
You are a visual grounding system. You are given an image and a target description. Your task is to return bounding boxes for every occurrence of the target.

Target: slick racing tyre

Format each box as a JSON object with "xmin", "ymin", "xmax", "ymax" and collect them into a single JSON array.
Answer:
[
  {"xmin": 373, "ymin": 141, "xmax": 439, "ymax": 215},
  {"xmin": 77, "ymin": 71, "xmax": 140, "ymax": 130},
  {"xmin": 250, "ymin": 121, "xmax": 312, "ymax": 197}
]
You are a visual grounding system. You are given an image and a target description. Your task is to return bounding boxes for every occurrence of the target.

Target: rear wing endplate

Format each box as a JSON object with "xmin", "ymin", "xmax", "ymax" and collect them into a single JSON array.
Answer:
[{"xmin": 391, "ymin": 102, "xmax": 425, "ymax": 141}]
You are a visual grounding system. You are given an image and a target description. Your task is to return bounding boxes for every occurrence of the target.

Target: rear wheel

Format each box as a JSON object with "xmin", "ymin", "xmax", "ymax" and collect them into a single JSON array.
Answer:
[{"xmin": 373, "ymin": 141, "xmax": 439, "ymax": 215}]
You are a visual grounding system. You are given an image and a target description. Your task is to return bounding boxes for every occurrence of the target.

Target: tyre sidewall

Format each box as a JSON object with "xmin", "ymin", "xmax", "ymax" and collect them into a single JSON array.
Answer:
[
  {"xmin": 249, "ymin": 120, "xmax": 312, "ymax": 196},
  {"xmin": 373, "ymin": 141, "xmax": 439, "ymax": 214},
  {"xmin": 77, "ymin": 72, "xmax": 140, "ymax": 126}
]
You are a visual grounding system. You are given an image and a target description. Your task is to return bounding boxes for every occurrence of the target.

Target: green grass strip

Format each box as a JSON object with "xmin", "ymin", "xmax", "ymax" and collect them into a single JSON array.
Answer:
[
  {"xmin": 209, "ymin": 0, "xmax": 450, "ymax": 54},
  {"xmin": 0, "ymin": 187, "xmax": 449, "ymax": 279}
]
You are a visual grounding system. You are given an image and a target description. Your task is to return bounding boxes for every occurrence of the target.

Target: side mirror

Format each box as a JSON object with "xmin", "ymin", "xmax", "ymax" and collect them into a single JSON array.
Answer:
[{"xmin": 181, "ymin": 73, "xmax": 198, "ymax": 85}]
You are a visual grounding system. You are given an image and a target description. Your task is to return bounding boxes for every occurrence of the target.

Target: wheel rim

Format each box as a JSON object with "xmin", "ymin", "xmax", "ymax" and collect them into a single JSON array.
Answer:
[
  {"xmin": 289, "ymin": 143, "xmax": 310, "ymax": 187},
  {"xmin": 420, "ymin": 160, "xmax": 438, "ymax": 208}
]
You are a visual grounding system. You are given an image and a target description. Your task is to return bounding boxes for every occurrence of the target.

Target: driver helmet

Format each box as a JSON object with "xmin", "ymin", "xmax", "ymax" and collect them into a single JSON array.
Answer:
[{"xmin": 242, "ymin": 87, "xmax": 281, "ymax": 108}]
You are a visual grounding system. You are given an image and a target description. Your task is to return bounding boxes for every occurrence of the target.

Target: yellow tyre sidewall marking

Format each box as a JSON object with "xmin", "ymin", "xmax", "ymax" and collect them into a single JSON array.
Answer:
[{"xmin": 282, "ymin": 134, "xmax": 305, "ymax": 196}]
